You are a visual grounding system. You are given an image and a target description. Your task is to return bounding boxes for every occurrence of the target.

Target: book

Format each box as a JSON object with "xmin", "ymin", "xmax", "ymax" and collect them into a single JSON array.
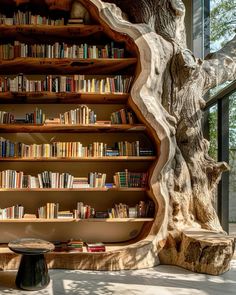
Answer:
[
  {"xmin": 67, "ymin": 18, "xmax": 84, "ymax": 25},
  {"xmin": 95, "ymin": 211, "xmax": 109, "ymax": 218},
  {"xmin": 67, "ymin": 240, "xmax": 83, "ymax": 252},
  {"xmin": 86, "ymin": 242, "xmax": 106, "ymax": 252}
]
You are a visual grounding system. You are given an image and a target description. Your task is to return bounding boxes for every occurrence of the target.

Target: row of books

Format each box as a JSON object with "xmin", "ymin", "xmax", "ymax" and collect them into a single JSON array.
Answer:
[
  {"xmin": 0, "ymin": 75, "xmax": 133, "ymax": 94},
  {"xmin": 0, "ymin": 107, "xmax": 136, "ymax": 125},
  {"xmin": 0, "ymin": 170, "xmax": 105, "ymax": 189},
  {"xmin": 0, "ymin": 138, "xmax": 154, "ymax": 158},
  {"xmin": 0, "ymin": 106, "xmax": 95, "ymax": 125},
  {"xmin": 0, "ymin": 204, "xmax": 24, "ymax": 219},
  {"xmin": 0, "ymin": 200, "xmax": 154, "ymax": 220},
  {"xmin": 38, "ymin": 203, "xmax": 64, "ymax": 219},
  {"xmin": 113, "ymin": 170, "xmax": 148, "ymax": 188},
  {"xmin": 111, "ymin": 108, "xmax": 136, "ymax": 124},
  {"xmin": 59, "ymin": 105, "xmax": 96, "ymax": 125},
  {"xmin": 0, "ymin": 109, "xmax": 45, "ymax": 124},
  {"xmin": 109, "ymin": 201, "xmax": 154, "ymax": 218},
  {"xmin": 0, "ymin": 42, "xmax": 125, "ymax": 60},
  {"xmin": 76, "ymin": 202, "xmax": 95, "ymax": 219},
  {"xmin": 53, "ymin": 241, "xmax": 105, "ymax": 253},
  {"xmin": 0, "ymin": 11, "xmax": 65, "ymax": 25},
  {"xmin": 0, "ymin": 169, "xmax": 147, "ymax": 189}
]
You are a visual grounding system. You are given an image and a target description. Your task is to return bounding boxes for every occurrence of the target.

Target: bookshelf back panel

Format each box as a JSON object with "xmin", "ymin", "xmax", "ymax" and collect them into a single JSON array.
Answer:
[
  {"xmin": 0, "ymin": 222, "xmax": 145, "ymax": 243},
  {"xmin": 0, "ymin": 8, "xmax": 156, "ymax": 250},
  {"xmin": 0, "ymin": 104, "xmax": 130, "ymax": 121},
  {"xmin": 0, "ymin": 191, "xmax": 148, "ymax": 212},
  {"xmin": 0, "ymin": 162, "xmax": 151, "ymax": 183},
  {"xmin": 0, "ymin": 132, "xmax": 153, "ymax": 148}
]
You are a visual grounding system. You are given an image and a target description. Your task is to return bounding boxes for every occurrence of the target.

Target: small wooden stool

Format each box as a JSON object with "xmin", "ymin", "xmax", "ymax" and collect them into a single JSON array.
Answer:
[{"xmin": 8, "ymin": 238, "xmax": 55, "ymax": 291}]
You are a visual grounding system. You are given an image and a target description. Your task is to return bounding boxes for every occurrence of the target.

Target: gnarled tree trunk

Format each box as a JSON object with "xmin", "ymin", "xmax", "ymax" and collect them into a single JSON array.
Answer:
[{"xmin": 101, "ymin": 0, "xmax": 236, "ymax": 274}]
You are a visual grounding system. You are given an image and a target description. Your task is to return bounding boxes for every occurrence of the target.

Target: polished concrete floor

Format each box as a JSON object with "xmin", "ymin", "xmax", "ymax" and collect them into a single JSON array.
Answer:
[{"xmin": 0, "ymin": 260, "xmax": 235, "ymax": 295}]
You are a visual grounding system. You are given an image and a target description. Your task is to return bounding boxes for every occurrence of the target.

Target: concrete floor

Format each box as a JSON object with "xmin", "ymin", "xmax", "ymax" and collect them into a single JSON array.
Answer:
[
  {"xmin": 0, "ymin": 261, "xmax": 235, "ymax": 295},
  {"xmin": 0, "ymin": 225, "xmax": 235, "ymax": 294}
]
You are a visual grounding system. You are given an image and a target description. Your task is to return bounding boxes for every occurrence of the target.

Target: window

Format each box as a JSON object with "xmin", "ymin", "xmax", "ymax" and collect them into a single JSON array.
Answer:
[{"xmin": 203, "ymin": 0, "xmax": 235, "ymax": 232}]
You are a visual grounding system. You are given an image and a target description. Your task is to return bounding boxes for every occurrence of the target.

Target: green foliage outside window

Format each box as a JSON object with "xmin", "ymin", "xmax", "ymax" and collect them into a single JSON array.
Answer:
[{"xmin": 210, "ymin": 0, "xmax": 236, "ymax": 50}]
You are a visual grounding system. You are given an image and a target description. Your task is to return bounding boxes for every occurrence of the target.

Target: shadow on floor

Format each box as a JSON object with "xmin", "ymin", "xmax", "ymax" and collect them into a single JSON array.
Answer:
[{"xmin": 0, "ymin": 263, "xmax": 235, "ymax": 295}]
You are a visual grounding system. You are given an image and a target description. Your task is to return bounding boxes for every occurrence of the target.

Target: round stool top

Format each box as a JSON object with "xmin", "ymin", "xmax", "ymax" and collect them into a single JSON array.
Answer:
[{"xmin": 8, "ymin": 238, "xmax": 55, "ymax": 255}]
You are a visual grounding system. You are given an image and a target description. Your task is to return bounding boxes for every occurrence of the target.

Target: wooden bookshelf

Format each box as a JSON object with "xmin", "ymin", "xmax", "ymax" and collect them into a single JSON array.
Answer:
[
  {"xmin": 0, "ymin": 156, "xmax": 155, "ymax": 162},
  {"xmin": 0, "ymin": 24, "xmax": 104, "ymax": 39},
  {"xmin": 0, "ymin": 92, "xmax": 129, "ymax": 104},
  {"xmin": 0, "ymin": 57, "xmax": 137, "ymax": 75},
  {"xmin": 0, "ymin": 2, "xmax": 157, "ymax": 270},
  {"xmin": 0, "ymin": 218, "xmax": 153, "ymax": 223},
  {"xmin": 0, "ymin": 124, "xmax": 146, "ymax": 133}
]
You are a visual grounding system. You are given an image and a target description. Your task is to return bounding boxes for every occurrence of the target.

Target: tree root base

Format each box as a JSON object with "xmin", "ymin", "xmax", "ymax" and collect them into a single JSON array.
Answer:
[{"xmin": 159, "ymin": 229, "xmax": 235, "ymax": 275}]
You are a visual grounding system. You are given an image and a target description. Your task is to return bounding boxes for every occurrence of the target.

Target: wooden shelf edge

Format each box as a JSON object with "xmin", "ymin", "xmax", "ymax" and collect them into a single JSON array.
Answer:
[
  {"xmin": 0, "ymin": 24, "xmax": 103, "ymax": 29},
  {"xmin": 0, "ymin": 92, "xmax": 129, "ymax": 104},
  {"xmin": 0, "ymin": 57, "xmax": 137, "ymax": 63},
  {"xmin": 0, "ymin": 187, "xmax": 146, "ymax": 192},
  {"xmin": 0, "ymin": 218, "xmax": 154, "ymax": 223},
  {"xmin": 0, "ymin": 156, "xmax": 156, "ymax": 162},
  {"xmin": 0, "ymin": 57, "xmax": 137, "ymax": 75},
  {"xmin": 0, "ymin": 124, "xmax": 146, "ymax": 133}
]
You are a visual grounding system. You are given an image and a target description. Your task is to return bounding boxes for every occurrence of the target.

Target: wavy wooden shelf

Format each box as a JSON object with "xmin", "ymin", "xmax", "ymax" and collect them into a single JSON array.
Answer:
[
  {"xmin": 0, "ymin": 57, "xmax": 137, "ymax": 75},
  {"xmin": 0, "ymin": 218, "xmax": 153, "ymax": 223},
  {"xmin": 0, "ymin": 187, "xmax": 146, "ymax": 192},
  {"xmin": 0, "ymin": 92, "xmax": 129, "ymax": 104},
  {"xmin": 0, "ymin": 124, "xmax": 146, "ymax": 133},
  {"xmin": 0, "ymin": 156, "xmax": 155, "ymax": 162},
  {"xmin": 0, "ymin": 24, "xmax": 104, "ymax": 39}
]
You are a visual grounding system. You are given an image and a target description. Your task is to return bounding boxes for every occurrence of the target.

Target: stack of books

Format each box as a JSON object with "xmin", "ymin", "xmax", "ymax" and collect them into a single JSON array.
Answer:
[
  {"xmin": 67, "ymin": 240, "xmax": 83, "ymax": 252},
  {"xmin": 86, "ymin": 242, "xmax": 106, "ymax": 252}
]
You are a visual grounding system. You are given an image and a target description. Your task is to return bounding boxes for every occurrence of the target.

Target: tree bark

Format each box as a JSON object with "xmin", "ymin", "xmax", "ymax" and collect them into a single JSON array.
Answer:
[
  {"xmin": 93, "ymin": 0, "xmax": 236, "ymax": 273},
  {"xmin": 102, "ymin": 0, "xmax": 234, "ymax": 232}
]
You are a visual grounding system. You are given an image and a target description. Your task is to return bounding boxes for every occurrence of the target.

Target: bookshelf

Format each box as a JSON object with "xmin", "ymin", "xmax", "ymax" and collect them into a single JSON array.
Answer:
[{"xmin": 0, "ymin": 1, "xmax": 157, "ymax": 269}]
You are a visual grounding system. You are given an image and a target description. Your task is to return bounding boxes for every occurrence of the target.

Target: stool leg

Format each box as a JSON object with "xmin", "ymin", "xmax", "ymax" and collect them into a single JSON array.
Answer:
[{"xmin": 16, "ymin": 254, "xmax": 50, "ymax": 291}]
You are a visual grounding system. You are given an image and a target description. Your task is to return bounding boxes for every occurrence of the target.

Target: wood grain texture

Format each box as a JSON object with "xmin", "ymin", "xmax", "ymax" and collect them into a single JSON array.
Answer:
[
  {"xmin": 0, "ymin": 218, "xmax": 153, "ymax": 223},
  {"xmin": 0, "ymin": 58, "xmax": 137, "ymax": 75},
  {"xmin": 0, "ymin": 124, "xmax": 145, "ymax": 133},
  {"xmin": 0, "ymin": 92, "xmax": 129, "ymax": 104},
  {"xmin": 0, "ymin": 188, "xmax": 146, "ymax": 192},
  {"xmin": 0, "ymin": 156, "xmax": 155, "ymax": 162},
  {"xmin": 0, "ymin": 25, "xmax": 103, "ymax": 39}
]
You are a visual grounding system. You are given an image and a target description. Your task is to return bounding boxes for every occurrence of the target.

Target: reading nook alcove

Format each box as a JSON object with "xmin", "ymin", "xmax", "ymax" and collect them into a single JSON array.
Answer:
[{"xmin": 0, "ymin": 0, "xmax": 235, "ymax": 275}]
